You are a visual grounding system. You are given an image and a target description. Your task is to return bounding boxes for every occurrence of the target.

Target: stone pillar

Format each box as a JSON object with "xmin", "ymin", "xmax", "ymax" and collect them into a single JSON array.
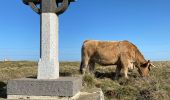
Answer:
[
  {"xmin": 38, "ymin": 13, "xmax": 59, "ymax": 79},
  {"xmin": 21, "ymin": 0, "xmax": 73, "ymax": 79}
]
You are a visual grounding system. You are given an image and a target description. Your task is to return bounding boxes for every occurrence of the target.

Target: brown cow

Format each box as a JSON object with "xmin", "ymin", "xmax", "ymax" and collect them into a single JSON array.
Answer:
[{"xmin": 79, "ymin": 40, "xmax": 155, "ymax": 79}]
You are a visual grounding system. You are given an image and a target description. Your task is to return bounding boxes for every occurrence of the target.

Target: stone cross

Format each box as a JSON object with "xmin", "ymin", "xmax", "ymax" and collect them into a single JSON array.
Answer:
[
  {"xmin": 7, "ymin": 1, "xmax": 81, "ymax": 99},
  {"xmin": 23, "ymin": 0, "xmax": 75, "ymax": 79}
]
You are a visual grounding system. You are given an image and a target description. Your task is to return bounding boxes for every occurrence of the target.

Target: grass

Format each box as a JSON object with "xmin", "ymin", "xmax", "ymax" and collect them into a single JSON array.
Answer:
[{"xmin": 0, "ymin": 61, "xmax": 170, "ymax": 100}]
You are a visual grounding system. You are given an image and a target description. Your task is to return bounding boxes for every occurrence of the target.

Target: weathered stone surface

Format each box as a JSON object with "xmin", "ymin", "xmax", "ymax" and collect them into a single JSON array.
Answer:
[
  {"xmin": 78, "ymin": 88, "xmax": 105, "ymax": 100},
  {"xmin": 7, "ymin": 88, "xmax": 104, "ymax": 100},
  {"xmin": 7, "ymin": 77, "xmax": 82, "ymax": 97},
  {"xmin": 38, "ymin": 13, "xmax": 59, "ymax": 79},
  {"xmin": 41, "ymin": 0, "xmax": 57, "ymax": 13}
]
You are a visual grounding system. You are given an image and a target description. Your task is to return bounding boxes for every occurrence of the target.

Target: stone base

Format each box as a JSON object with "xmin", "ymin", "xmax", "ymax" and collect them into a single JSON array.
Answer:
[
  {"xmin": 7, "ymin": 77, "xmax": 82, "ymax": 99},
  {"xmin": 7, "ymin": 88, "xmax": 104, "ymax": 100},
  {"xmin": 78, "ymin": 88, "xmax": 104, "ymax": 100},
  {"xmin": 7, "ymin": 93, "xmax": 81, "ymax": 100}
]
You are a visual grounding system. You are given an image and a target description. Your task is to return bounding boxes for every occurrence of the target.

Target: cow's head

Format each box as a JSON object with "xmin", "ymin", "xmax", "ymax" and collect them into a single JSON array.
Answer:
[{"xmin": 137, "ymin": 60, "xmax": 155, "ymax": 77}]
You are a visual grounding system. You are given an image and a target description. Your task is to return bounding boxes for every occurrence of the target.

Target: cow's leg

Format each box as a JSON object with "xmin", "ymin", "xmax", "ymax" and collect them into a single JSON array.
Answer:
[
  {"xmin": 79, "ymin": 57, "xmax": 90, "ymax": 74},
  {"xmin": 89, "ymin": 60, "xmax": 95, "ymax": 74},
  {"xmin": 114, "ymin": 65, "xmax": 122, "ymax": 80},
  {"xmin": 122, "ymin": 61, "xmax": 129, "ymax": 79},
  {"xmin": 128, "ymin": 60, "xmax": 134, "ymax": 72},
  {"xmin": 123, "ymin": 66, "xmax": 129, "ymax": 79},
  {"xmin": 120, "ymin": 54, "xmax": 129, "ymax": 79}
]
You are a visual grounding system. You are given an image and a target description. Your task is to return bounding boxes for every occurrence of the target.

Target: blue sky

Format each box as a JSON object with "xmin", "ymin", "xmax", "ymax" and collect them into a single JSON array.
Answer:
[{"xmin": 0, "ymin": 0, "xmax": 170, "ymax": 61}]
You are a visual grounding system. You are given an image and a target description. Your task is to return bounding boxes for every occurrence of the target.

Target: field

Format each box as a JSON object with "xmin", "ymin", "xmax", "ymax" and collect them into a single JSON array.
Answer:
[{"xmin": 0, "ymin": 61, "xmax": 170, "ymax": 100}]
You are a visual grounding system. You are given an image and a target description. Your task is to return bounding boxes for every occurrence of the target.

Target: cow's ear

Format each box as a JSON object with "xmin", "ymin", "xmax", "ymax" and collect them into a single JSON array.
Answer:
[
  {"xmin": 141, "ymin": 62, "xmax": 148, "ymax": 68},
  {"xmin": 142, "ymin": 60, "xmax": 150, "ymax": 68}
]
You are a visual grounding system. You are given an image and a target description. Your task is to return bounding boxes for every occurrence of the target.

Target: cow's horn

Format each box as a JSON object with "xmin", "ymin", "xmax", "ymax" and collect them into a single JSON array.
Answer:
[{"xmin": 150, "ymin": 63, "xmax": 156, "ymax": 67}]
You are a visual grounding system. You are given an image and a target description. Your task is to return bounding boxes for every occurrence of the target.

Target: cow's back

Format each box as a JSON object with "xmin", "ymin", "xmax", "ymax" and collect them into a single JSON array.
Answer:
[{"xmin": 82, "ymin": 40, "xmax": 121, "ymax": 65}]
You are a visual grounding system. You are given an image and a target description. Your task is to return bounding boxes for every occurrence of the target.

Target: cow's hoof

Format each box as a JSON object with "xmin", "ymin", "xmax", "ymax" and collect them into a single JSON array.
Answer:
[
  {"xmin": 113, "ymin": 76, "xmax": 119, "ymax": 80},
  {"xmin": 79, "ymin": 69, "xmax": 82, "ymax": 74},
  {"xmin": 79, "ymin": 69, "xmax": 85, "ymax": 75},
  {"xmin": 124, "ymin": 77, "xmax": 129, "ymax": 80},
  {"xmin": 128, "ymin": 69, "xmax": 133, "ymax": 72}
]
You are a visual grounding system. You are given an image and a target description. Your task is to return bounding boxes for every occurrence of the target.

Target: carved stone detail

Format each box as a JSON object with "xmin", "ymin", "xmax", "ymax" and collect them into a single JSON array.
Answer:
[{"xmin": 22, "ymin": 0, "xmax": 75, "ymax": 15}]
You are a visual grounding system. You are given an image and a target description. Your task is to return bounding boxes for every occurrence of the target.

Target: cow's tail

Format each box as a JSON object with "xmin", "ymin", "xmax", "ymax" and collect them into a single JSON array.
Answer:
[
  {"xmin": 80, "ymin": 40, "xmax": 91, "ymax": 74},
  {"xmin": 79, "ymin": 44, "xmax": 85, "ymax": 74},
  {"xmin": 79, "ymin": 61, "xmax": 83, "ymax": 74}
]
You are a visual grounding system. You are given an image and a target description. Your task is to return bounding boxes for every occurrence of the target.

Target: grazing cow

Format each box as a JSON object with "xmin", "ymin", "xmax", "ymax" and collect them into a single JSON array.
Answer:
[{"xmin": 79, "ymin": 40, "xmax": 155, "ymax": 79}]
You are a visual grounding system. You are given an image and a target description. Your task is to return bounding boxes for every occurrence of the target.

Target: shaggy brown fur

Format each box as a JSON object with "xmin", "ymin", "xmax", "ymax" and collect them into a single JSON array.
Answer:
[{"xmin": 80, "ymin": 40, "xmax": 155, "ymax": 79}]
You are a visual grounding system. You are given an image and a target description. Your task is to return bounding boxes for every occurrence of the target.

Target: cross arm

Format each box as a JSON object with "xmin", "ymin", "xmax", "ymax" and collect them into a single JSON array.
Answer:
[
  {"xmin": 55, "ymin": 0, "xmax": 69, "ymax": 15},
  {"xmin": 23, "ymin": 0, "xmax": 41, "ymax": 14},
  {"xmin": 23, "ymin": 0, "xmax": 76, "ymax": 15},
  {"xmin": 55, "ymin": 0, "xmax": 76, "ymax": 15}
]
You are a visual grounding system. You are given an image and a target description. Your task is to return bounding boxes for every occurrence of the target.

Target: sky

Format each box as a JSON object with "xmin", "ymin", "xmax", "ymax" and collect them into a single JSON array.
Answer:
[{"xmin": 0, "ymin": 0, "xmax": 170, "ymax": 61}]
